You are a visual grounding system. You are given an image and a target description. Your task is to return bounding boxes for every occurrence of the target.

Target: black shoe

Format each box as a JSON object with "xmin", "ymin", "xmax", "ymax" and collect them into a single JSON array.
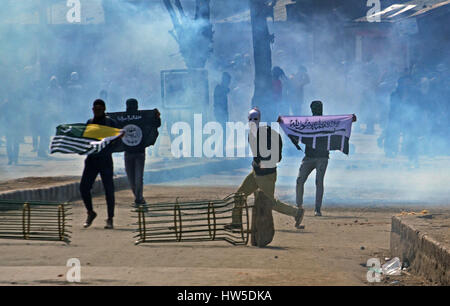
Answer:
[
  {"xmin": 314, "ymin": 210, "xmax": 322, "ymax": 217},
  {"xmin": 104, "ymin": 218, "xmax": 114, "ymax": 229},
  {"xmin": 295, "ymin": 208, "xmax": 305, "ymax": 229},
  {"xmin": 83, "ymin": 211, "xmax": 97, "ymax": 228}
]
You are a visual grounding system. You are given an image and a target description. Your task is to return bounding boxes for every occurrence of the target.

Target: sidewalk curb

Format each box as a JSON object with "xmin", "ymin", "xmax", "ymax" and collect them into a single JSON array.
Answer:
[
  {"xmin": 390, "ymin": 216, "xmax": 450, "ymax": 285},
  {"xmin": 0, "ymin": 158, "xmax": 247, "ymax": 203}
]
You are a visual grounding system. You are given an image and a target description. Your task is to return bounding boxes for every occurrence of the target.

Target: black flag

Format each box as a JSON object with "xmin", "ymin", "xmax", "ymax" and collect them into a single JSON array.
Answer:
[{"xmin": 107, "ymin": 109, "xmax": 161, "ymax": 153}]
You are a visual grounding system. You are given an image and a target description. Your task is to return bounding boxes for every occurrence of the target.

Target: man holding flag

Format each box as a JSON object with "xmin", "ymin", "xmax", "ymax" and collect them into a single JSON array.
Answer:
[
  {"xmin": 78, "ymin": 99, "xmax": 120, "ymax": 229},
  {"xmin": 120, "ymin": 98, "xmax": 161, "ymax": 207},
  {"xmin": 278, "ymin": 101, "xmax": 357, "ymax": 222},
  {"xmin": 51, "ymin": 97, "xmax": 161, "ymax": 228}
]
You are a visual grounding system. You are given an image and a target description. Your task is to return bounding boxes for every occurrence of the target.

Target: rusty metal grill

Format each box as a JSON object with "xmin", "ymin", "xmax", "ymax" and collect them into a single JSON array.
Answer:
[
  {"xmin": 0, "ymin": 200, "xmax": 72, "ymax": 243},
  {"xmin": 133, "ymin": 193, "xmax": 249, "ymax": 245}
]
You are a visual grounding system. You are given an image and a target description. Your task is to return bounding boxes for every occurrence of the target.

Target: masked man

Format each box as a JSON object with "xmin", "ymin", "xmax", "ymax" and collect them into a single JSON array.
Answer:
[{"xmin": 229, "ymin": 108, "xmax": 305, "ymax": 230}]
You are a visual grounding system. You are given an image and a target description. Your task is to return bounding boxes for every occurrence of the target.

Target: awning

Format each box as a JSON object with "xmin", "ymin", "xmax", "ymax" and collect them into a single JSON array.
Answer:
[{"xmin": 354, "ymin": 0, "xmax": 450, "ymax": 23}]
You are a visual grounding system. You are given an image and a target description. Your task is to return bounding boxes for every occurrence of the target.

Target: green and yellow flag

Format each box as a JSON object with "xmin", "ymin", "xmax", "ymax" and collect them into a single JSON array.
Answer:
[{"xmin": 50, "ymin": 123, "xmax": 123, "ymax": 155}]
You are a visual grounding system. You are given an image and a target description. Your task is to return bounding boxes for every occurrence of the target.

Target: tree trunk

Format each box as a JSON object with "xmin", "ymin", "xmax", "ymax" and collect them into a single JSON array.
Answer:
[{"xmin": 249, "ymin": 0, "xmax": 273, "ymax": 114}]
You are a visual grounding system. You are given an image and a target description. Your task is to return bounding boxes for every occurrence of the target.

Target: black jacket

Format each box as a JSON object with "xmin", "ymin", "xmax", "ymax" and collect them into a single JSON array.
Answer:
[{"xmin": 251, "ymin": 126, "xmax": 282, "ymax": 176}]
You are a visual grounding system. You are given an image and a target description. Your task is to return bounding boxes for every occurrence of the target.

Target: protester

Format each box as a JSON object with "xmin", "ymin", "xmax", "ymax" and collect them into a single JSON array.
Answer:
[
  {"xmin": 271, "ymin": 66, "xmax": 287, "ymax": 116},
  {"xmin": 66, "ymin": 72, "xmax": 83, "ymax": 121},
  {"xmin": 123, "ymin": 98, "xmax": 161, "ymax": 207},
  {"xmin": 213, "ymin": 72, "xmax": 231, "ymax": 128},
  {"xmin": 80, "ymin": 99, "xmax": 120, "ymax": 229},
  {"xmin": 383, "ymin": 74, "xmax": 409, "ymax": 157},
  {"xmin": 2, "ymin": 96, "xmax": 23, "ymax": 165},
  {"xmin": 288, "ymin": 64, "xmax": 310, "ymax": 115},
  {"xmin": 46, "ymin": 76, "xmax": 64, "ymax": 124},
  {"xmin": 228, "ymin": 108, "xmax": 305, "ymax": 230},
  {"xmin": 295, "ymin": 101, "xmax": 357, "ymax": 217},
  {"xmin": 35, "ymin": 77, "xmax": 62, "ymax": 158}
]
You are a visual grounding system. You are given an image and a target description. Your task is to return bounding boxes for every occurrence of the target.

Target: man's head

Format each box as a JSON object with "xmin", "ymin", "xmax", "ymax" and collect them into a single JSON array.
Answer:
[
  {"xmin": 92, "ymin": 99, "xmax": 106, "ymax": 118},
  {"xmin": 310, "ymin": 100, "xmax": 323, "ymax": 116},
  {"xmin": 126, "ymin": 98, "xmax": 139, "ymax": 112},
  {"xmin": 222, "ymin": 72, "xmax": 231, "ymax": 87},
  {"xmin": 49, "ymin": 76, "xmax": 58, "ymax": 88},
  {"xmin": 248, "ymin": 107, "xmax": 261, "ymax": 132},
  {"xmin": 297, "ymin": 64, "xmax": 307, "ymax": 74},
  {"xmin": 272, "ymin": 66, "xmax": 286, "ymax": 80},
  {"xmin": 70, "ymin": 72, "xmax": 79, "ymax": 82}
]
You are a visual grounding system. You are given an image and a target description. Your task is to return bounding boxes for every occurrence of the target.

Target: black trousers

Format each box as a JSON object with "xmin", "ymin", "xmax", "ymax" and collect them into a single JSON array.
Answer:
[{"xmin": 80, "ymin": 155, "xmax": 115, "ymax": 219}]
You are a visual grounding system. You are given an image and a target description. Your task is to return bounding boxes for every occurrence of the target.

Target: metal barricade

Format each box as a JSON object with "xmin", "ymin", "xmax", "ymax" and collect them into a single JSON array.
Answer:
[
  {"xmin": 134, "ymin": 193, "xmax": 249, "ymax": 245},
  {"xmin": 0, "ymin": 200, "xmax": 72, "ymax": 243}
]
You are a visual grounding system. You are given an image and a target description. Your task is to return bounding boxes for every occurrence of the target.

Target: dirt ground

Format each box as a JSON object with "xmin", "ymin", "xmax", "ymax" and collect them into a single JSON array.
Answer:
[
  {"xmin": 0, "ymin": 185, "xmax": 444, "ymax": 286},
  {"xmin": 0, "ymin": 176, "xmax": 80, "ymax": 192}
]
